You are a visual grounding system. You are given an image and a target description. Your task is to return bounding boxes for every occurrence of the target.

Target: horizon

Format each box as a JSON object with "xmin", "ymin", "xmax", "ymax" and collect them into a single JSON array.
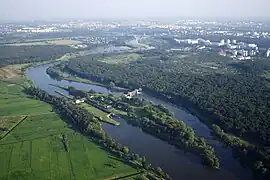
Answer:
[{"xmin": 1, "ymin": 0, "xmax": 270, "ymax": 22}]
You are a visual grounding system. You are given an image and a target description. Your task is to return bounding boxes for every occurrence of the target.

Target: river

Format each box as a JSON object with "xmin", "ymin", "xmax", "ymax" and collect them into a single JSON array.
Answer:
[{"xmin": 25, "ymin": 58, "xmax": 251, "ymax": 180}]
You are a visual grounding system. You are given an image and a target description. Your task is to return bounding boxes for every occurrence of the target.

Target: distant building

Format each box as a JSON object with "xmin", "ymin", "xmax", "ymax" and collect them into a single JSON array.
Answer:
[
  {"xmin": 249, "ymin": 50, "xmax": 256, "ymax": 56},
  {"xmin": 75, "ymin": 99, "xmax": 85, "ymax": 104},
  {"xmin": 124, "ymin": 88, "xmax": 142, "ymax": 99},
  {"xmin": 220, "ymin": 39, "xmax": 225, "ymax": 44},
  {"xmin": 228, "ymin": 44, "xmax": 237, "ymax": 49},
  {"xmin": 248, "ymin": 44, "xmax": 258, "ymax": 49},
  {"xmin": 232, "ymin": 40, "xmax": 237, "ymax": 44},
  {"xmin": 239, "ymin": 50, "xmax": 248, "ymax": 57},
  {"xmin": 266, "ymin": 49, "xmax": 270, "ymax": 57},
  {"xmin": 238, "ymin": 56, "xmax": 251, "ymax": 60},
  {"xmin": 226, "ymin": 39, "xmax": 231, "ymax": 44}
]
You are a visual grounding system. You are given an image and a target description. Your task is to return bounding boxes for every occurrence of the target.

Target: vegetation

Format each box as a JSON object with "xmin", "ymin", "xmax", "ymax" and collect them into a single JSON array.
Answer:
[
  {"xmin": 0, "ymin": 45, "xmax": 75, "ymax": 67},
  {"xmin": 0, "ymin": 116, "xmax": 26, "ymax": 138},
  {"xmin": 83, "ymin": 91, "xmax": 219, "ymax": 168},
  {"xmin": 23, "ymin": 86, "xmax": 171, "ymax": 179},
  {"xmin": 0, "ymin": 75, "xmax": 151, "ymax": 179},
  {"xmin": 46, "ymin": 67, "xmax": 62, "ymax": 80},
  {"xmin": 212, "ymin": 125, "xmax": 270, "ymax": 180},
  {"xmin": 79, "ymin": 102, "xmax": 120, "ymax": 126},
  {"xmin": 65, "ymin": 50, "xmax": 270, "ymax": 179},
  {"xmin": 5, "ymin": 39, "xmax": 81, "ymax": 46},
  {"xmin": 66, "ymin": 51, "xmax": 270, "ymax": 146}
]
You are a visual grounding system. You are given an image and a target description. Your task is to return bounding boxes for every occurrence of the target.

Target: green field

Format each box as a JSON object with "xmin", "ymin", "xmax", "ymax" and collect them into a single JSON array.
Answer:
[
  {"xmin": 0, "ymin": 77, "xmax": 136, "ymax": 179},
  {"xmin": 0, "ymin": 116, "xmax": 26, "ymax": 138},
  {"xmin": 98, "ymin": 53, "xmax": 141, "ymax": 64},
  {"xmin": 5, "ymin": 39, "xmax": 82, "ymax": 47},
  {"xmin": 79, "ymin": 103, "xmax": 120, "ymax": 126}
]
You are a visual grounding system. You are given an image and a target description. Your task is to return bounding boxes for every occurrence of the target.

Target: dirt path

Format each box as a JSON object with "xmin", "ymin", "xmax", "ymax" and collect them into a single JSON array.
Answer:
[{"xmin": 0, "ymin": 67, "xmax": 18, "ymax": 79}]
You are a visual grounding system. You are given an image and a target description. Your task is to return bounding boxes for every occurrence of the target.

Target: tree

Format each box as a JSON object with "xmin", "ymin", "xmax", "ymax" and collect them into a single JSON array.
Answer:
[
  {"xmin": 122, "ymin": 146, "xmax": 129, "ymax": 154},
  {"xmin": 254, "ymin": 161, "xmax": 264, "ymax": 170}
]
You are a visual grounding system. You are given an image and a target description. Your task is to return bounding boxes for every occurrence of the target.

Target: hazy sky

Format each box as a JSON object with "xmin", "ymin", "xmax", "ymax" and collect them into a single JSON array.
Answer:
[{"xmin": 1, "ymin": 0, "xmax": 269, "ymax": 21}]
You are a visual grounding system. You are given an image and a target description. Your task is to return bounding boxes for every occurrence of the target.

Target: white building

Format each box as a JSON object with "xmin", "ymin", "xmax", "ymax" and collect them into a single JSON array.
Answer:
[
  {"xmin": 248, "ymin": 44, "xmax": 258, "ymax": 49},
  {"xmin": 75, "ymin": 99, "xmax": 85, "ymax": 104},
  {"xmin": 226, "ymin": 39, "xmax": 231, "ymax": 44},
  {"xmin": 249, "ymin": 50, "xmax": 257, "ymax": 56},
  {"xmin": 232, "ymin": 40, "xmax": 237, "ymax": 44},
  {"xmin": 239, "ymin": 50, "xmax": 248, "ymax": 57},
  {"xmin": 266, "ymin": 49, "xmax": 270, "ymax": 57},
  {"xmin": 220, "ymin": 39, "xmax": 225, "ymax": 45}
]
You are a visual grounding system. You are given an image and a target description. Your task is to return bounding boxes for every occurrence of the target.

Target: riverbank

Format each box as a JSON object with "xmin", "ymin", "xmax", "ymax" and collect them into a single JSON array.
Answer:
[
  {"xmin": 24, "ymin": 86, "xmax": 171, "ymax": 179},
  {"xmin": 60, "ymin": 70, "xmax": 257, "ymax": 178},
  {"xmin": 25, "ymin": 58, "xmax": 251, "ymax": 180}
]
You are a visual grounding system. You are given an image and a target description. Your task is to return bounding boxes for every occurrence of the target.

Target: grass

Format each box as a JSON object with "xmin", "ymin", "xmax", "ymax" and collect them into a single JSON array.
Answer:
[
  {"xmin": 98, "ymin": 53, "xmax": 141, "ymax": 64},
  {"xmin": 0, "ymin": 113, "xmax": 69, "ymax": 144},
  {"xmin": 79, "ymin": 103, "xmax": 120, "ymax": 126},
  {"xmin": 0, "ymin": 75, "xmax": 136, "ymax": 179},
  {"xmin": 0, "ymin": 115, "xmax": 26, "ymax": 138},
  {"xmin": 5, "ymin": 39, "xmax": 82, "ymax": 47},
  {"xmin": 63, "ymin": 76, "xmax": 105, "ymax": 87},
  {"xmin": 0, "ymin": 80, "xmax": 53, "ymax": 116},
  {"xmin": 0, "ymin": 132, "xmax": 136, "ymax": 180}
]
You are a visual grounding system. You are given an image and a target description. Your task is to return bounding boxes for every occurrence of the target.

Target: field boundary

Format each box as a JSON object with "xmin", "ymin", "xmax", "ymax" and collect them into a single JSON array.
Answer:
[
  {"xmin": 0, "ymin": 133, "xmax": 61, "ymax": 146},
  {"xmin": 104, "ymin": 172, "xmax": 142, "ymax": 180},
  {"xmin": 6, "ymin": 145, "xmax": 14, "ymax": 179},
  {"xmin": 29, "ymin": 140, "xmax": 32, "ymax": 170},
  {"xmin": 0, "ymin": 116, "xmax": 27, "ymax": 140}
]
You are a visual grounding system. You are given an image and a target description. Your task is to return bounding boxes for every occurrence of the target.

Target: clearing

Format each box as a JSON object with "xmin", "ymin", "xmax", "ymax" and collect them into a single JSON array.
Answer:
[
  {"xmin": 0, "ymin": 67, "xmax": 18, "ymax": 79},
  {"xmin": 98, "ymin": 53, "xmax": 141, "ymax": 64}
]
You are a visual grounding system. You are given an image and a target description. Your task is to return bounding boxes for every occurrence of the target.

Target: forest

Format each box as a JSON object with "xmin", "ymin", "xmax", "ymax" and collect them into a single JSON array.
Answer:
[
  {"xmin": 0, "ymin": 45, "xmax": 75, "ymax": 67},
  {"xmin": 212, "ymin": 125, "xmax": 270, "ymax": 179},
  {"xmin": 66, "ymin": 52, "xmax": 270, "ymax": 147}
]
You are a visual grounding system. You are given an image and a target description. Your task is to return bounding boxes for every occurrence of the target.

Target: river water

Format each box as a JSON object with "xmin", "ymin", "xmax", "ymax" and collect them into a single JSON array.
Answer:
[{"xmin": 25, "ymin": 57, "xmax": 251, "ymax": 180}]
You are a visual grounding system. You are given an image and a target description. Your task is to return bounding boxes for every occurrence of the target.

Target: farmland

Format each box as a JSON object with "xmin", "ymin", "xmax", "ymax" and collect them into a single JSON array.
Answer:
[
  {"xmin": 5, "ymin": 39, "xmax": 82, "ymax": 47},
  {"xmin": 0, "ymin": 77, "xmax": 137, "ymax": 179}
]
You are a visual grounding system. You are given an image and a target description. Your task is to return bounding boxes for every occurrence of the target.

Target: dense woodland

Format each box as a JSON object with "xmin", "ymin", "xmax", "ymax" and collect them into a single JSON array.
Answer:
[
  {"xmin": 67, "ymin": 52, "xmax": 270, "ymax": 146},
  {"xmin": 65, "ymin": 51, "xmax": 270, "ymax": 178},
  {"xmin": 213, "ymin": 125, "xmax": 270, "ymax": 180},
  {"xmin": 0, "ymin": 45, "xmax": 75, "ymax": 67},
  {"xmin": 24, "ymin": 86, "xmax": 171, "ymax": 180}
]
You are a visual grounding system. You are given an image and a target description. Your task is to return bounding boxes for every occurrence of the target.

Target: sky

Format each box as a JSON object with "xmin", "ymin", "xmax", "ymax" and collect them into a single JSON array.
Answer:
[{"xmin": 1, "ymin": 0, "xmax": 269, "ymax": 21}]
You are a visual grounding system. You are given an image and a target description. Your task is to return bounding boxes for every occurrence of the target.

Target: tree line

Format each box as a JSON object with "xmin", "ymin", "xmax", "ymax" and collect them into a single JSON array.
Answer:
[
  {"xmin": 127, "ymin": 105, "xmax": 220, "ymax": 169},
  {"xmin": 24, "ymin": 86, "xmax": 171, "ymax": 180},
  {"xmin": 65, "ymin": 51, "xmax": 270, "ymax": 179},
  {"xmin": 0, "ymin": 45, "xmax": 75, "ymax": 67},
  {"xmin": 85, "ymin": 91, "xmax": 220, "ymax": 168},
  {"xmin": 66, "ymin": 53, "xmax": 270, "ymax": 147},
  {"xmin": 213, "ymin": 124, "xmax": 270, "ymax": 180}
]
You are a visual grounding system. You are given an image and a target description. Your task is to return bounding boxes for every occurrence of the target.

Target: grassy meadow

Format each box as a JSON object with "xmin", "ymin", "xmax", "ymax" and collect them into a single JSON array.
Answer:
[
  {"xmin": 79, "ymin": 103, "xmax": 120, "ymax": 126},
  {"xmin": 0, "ymin": 77, "xmax": 136, "ymax": 179},
  {"xmin": 97, "ymin": 53, "xmax": 141, "ymax": 64},
  {"xmin": 5, "ymin": 39, "xmax": 82, "ymax": 47}
]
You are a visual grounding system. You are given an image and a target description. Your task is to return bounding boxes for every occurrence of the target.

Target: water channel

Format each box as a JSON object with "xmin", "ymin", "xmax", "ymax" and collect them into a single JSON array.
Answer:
[{"xmin": 25, "ymin": 54, "xmax": 251, "ymax": 180}]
